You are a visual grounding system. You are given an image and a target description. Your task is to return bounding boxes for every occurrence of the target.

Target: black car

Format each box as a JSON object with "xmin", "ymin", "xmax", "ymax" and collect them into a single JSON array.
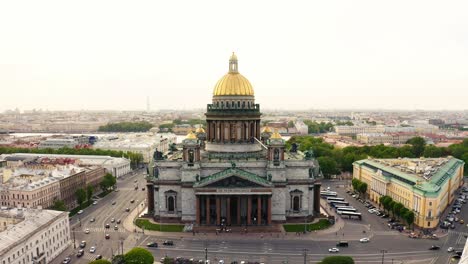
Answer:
[
  {"xmin": 336, "ymin": 241, "xmax": 349, "ymax": 247},
  {"xmin": 77, "ymin": 249, "xmax": 84, "ymax": 257},
  {"xmin": 125, "ymin": 208, "xmax": 130, "ymax": 212},
  {"xmin": 130, "ymin": 199, "xmax": 135, "ymax": 203},
  {"xmin": 147, "ymin": 242, "xmax": 158, "ymax": 248},
  {"xmin": 105, "ymin": 234, "xmax": 110, "ymax": 239},
  {"xmin": 163, "ymin": 240, "xmax": 174, "ymax": 246},
  {"xmin": 95, "ymin": 255, "xmax": 102, "ymax": 260},
  {"xmin": 429, "ymin": 245, "xmax": 440, "ymax": 250},
  {"xmin": 105, "ymin": 224, "xmax": 110, "ymax": 229}
]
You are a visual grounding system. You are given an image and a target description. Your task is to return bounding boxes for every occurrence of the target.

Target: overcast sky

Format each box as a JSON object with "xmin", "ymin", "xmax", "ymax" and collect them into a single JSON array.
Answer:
[{"xmin": 1, "ymin": 0, "xmax": 467, "ymax": 111}]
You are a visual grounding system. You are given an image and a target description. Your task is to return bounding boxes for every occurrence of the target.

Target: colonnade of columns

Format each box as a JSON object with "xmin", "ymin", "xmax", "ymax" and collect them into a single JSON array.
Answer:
[
  {"xmin": 195, "ymin": 195, "xmax": 272, "ymax": 226},
  {"xmin": 206, "ymin": 120, "xmax": 261, "ymax": 143}
]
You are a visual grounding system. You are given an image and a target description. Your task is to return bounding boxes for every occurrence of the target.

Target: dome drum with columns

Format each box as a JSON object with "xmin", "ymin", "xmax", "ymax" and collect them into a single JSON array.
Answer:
[{"xmin": 205, "ymin": 53, "xmax": 262, "ymax": 152}]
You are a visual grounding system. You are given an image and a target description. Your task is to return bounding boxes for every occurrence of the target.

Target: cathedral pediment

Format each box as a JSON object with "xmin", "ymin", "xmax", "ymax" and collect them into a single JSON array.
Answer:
[{"xmin": 193, "ymin": 167, "xmax": 272, "ymax": 188}]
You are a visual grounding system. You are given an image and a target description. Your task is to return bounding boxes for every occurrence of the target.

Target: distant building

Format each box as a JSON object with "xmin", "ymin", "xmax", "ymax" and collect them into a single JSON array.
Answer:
[
  {"xmin": 38, "ymin": 138, "xmax": 80, "ymax": 149},
  {"xmin": 335, "ymin": 125, "xmax": 384, "ymax": 136},
  {"xmin": 1, "ymin": 153, "xmax": 130, "ymax": 178},
  {"xmin": 0, "ymin": 208, "xmax": 70, "ymax": 264},
  {"xmin": 93, "ymin": 133, "xmax": 176, "ymax": 163},
  {"xmin": 294, "ymin": 121, "xmax": 309, "ymax": 135},
  {"xmin": 357, "ymin": 133, "xmax": 415, "ymax": 145},
  {"xmin": 353, "ymin": 157, "xmax": 465, "ymax": 229},
  {"xmin": 172, "ymin": 124, "xmax": 193, "ymax": 135}
]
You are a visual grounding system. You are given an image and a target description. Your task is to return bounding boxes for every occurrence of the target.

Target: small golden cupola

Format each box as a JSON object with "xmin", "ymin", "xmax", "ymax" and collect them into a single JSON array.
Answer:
[
  {"xmin": 186, "ymin": 130, "xmax": 197, "ymax": 140},
  {"xmin": 213, "ymin": 52, "xmax": 254, "ymax": 96}
]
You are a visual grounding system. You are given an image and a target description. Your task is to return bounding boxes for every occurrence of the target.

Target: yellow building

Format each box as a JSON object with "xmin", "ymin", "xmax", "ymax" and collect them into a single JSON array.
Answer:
[{"xmin": 353, "ymin": 157, "xmax": 465, "ymax": 229}]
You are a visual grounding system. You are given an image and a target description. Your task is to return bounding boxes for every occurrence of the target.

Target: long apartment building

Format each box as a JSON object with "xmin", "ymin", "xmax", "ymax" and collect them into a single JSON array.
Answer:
[
  {"xmin": 0, "ymin": 159, "xmax": 106, "ymax": 209},
  {"xmin": 353, "ymin": 157, "xmax": 465, "ymax": 229},
  {"xmin": 0, "ymin": 208, "xmax": 70, "ymax": 264},
  {"xmin": 357, "ymin": 133, "xmax": 415, "ymax": 145}
]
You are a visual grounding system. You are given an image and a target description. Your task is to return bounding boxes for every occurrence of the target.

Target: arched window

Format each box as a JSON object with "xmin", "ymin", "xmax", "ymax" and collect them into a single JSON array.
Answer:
[
  {"xmin": 165, "ymin": 190, "xmax": 177, "ymax": 214},
  {"xmin": 290, "ymin": 189, "xmax": 303, "ymax": 213}
]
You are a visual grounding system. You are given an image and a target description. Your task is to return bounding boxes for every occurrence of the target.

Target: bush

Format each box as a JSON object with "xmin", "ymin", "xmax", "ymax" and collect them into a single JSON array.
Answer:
[
  {"xmin": 135, "ymin": 218, "xmax": 184, "ymax": 232},
  {"xmin": 319, "ymin": 256, "xmax": 354, "ymax": 264},
  {"xmin": 124, "ymin": 247, "xmax": 154, "ymax": 264},
  {"xmin": 283, "ymin": 219, "xmax": 331, "ymax": 232}
]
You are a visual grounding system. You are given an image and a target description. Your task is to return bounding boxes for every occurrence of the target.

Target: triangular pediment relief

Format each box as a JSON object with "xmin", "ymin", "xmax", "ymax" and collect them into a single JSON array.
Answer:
[{"xmin": 193, "ymin": 167, "xmax": 272, "ymax": 188}]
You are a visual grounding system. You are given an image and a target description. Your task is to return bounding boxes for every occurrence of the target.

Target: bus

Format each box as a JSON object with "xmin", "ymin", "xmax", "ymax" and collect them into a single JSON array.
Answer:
[
  {"xmin": 326, "ymin": 197, "xmax": 345, "ymax": 202},
  {"xmin": 320, "ymin": 191, "xmax": 337, "ymax": 197},
  {"xmin": 330, "ymin": 201, "xmax": 350, "ymax": 207},
  {"xmin": 337, "ymin": 211, "xmax": 362, "ymax": 220},
  {"xmin": 336, "ymin": 207, "xmax": 357, "ymax": 212}
]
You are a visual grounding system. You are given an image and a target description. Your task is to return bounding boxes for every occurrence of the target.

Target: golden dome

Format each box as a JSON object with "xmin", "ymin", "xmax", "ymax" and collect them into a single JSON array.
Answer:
[
  {"xmin": 195, "ymin": 127, "xmax": 205, "ymax": 133},
  {"xmin": 262, "ymin": 126, "xmax": 272, "ymax": 133},
  {"xmin": 213, "ymin": 53, "xmax": 254, "ymax": 96},
  {"xmin": 271, "ymin": 129, "xmax": 282, "ymax": 139},
  {"xmin": 186, "ymin": 130, "xmax": 197, "ymax": 139}
]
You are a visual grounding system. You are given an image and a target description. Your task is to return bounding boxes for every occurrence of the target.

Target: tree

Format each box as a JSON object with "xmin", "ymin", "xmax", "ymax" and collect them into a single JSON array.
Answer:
[
  {"xmin": 75, "ymin": 188, "xmax": 86, "ymax": 207},
  {"xmin": 423, "ymin": 145, "xmax": 444, "ymax": 157},
  {"xmin": 319, "ymin": 256, "xmax": 354, "ymax": 264},
  {"xmin": 388, "ymin": 200, "xmax": 396, "ymax": 217},
  {"xmin": 378, "ymin": 196, "xmax": 386, "ymax": 209},
  {"xmin": 400, "ymin": 207, "xmax": 409, "ymax": 222},
  {"xmin": 124, "ymin": 247, "xmax": 154, "ymax": 264},
  {"xmin": 403, "ymin": 211, "xmax": 415, "ymax": 230},
  {"xmin": 86, "ymin": 185, "xmax": 94, "ymax": 201},
  {"xmin": 100, "ymin": 173, "xmax": 117, "ymax": 192},
  {"xmin": 50, "ymin": 200, "xmax": 67, "ymax": 211},
  {"xmin": 288, "ymin": 120, "xmax": 295, "ymax": 128},
  {"xmin": 358, "ymin": 182, "xmax": 368, "ymax": 198},
  {"xmin": 406, "ymin": 137, "xmax": 426, "ymax": 157},
  {"xmin": 89, "ymin": 260, "xmax": 111, "ymax": 264},
  {"xmin": 351, "ymin": 179, "xmax": 359, "ymax": 191},
  {"xmin": 111, "ymin": 255, "xmax": 125, "ymax": 264},
  {"xmin": 317, "ymin": 156, "xmax": 339, "ymax": 179},
  {"xmin": 393, "ymin": 202, "xmax": 404, "ymax": 219}
]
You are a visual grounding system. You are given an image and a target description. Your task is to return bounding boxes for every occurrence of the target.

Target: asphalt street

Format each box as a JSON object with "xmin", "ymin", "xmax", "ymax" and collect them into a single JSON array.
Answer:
[
  {"xmin": 52, "ymin": 169, "xmax": 147, "ymax": 264},
  {"xmin": 52, "ymin": 176, "xmax": 466, "ymax": 264}
]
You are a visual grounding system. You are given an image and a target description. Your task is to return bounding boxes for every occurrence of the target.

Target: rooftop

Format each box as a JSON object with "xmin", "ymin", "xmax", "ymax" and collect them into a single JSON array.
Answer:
[
  {"xmin": 355, "ymin": 157, "xmax": 465, "ymax": 194},
  {"xmin": 0, "ymin": 208, "xmax": 67, "ymax": 255}
]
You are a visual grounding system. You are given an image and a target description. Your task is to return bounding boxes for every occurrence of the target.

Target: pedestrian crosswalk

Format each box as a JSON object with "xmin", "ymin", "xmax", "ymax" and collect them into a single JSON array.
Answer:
[{"xmin": 448, "ymin": 230, "xmax": 468, "ymax": 245}]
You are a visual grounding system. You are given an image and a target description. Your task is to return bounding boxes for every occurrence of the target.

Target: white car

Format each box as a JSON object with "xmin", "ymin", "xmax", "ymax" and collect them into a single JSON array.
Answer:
[
  {"xmin": 89, "ymin": 246, "xmax": 96, "ymax": 253},
  {"xmin": 77, "ymin": 210, "xmax": 83, "ymax": 215},
  {"xmin": 448, "ymin": 247, "xmax": 454, "ymax": 252},
  {"xmin": 368, "ymin": 209, "xmax": 377, "ymax": 214},
  {"xmin": 359, "ymin": 238, "xmax": 370, "ymax": 243},
  {"xmin": 92, "ymin": 201, "xmax": 98, "ymax": 205},
  {"xmin": 329, "ymin": 248, "xmax": 340, "ymax": 253},
  {"xmin": 85, "ymin": 229, "xmax": 90, "ymax": 234}
]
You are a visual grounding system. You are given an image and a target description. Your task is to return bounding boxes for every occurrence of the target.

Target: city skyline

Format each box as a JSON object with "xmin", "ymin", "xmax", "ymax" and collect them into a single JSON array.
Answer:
[{"xmin": 1, "ymin": 0, "xmax": 468, "ymax": 111}]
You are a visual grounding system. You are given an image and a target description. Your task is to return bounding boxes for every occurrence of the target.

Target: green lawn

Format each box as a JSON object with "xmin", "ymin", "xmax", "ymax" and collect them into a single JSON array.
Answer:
[
  {"xmin": 283, "ymin": 219, "xmax": 331, "ymax": 232},
  {"xmin": 135, "ymin": 218, "xmax": 184, "ymax": 232}
]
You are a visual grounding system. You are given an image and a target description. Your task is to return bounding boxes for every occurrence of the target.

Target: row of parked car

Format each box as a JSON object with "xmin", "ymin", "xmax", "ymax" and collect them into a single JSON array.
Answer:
[{"xmin": 440, "ymin": 186, "xmax": 468, "ymax": 229}]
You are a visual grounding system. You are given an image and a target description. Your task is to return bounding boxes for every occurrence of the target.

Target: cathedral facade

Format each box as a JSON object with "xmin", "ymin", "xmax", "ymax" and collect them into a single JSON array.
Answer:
[{"xmin": 146, "ymin": 54, "xmax": 321, "ymax": 226}]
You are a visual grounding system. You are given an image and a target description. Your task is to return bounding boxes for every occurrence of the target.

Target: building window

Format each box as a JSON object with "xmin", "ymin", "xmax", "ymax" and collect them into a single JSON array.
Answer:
[
  {"xmin": 290, "ymin": 189, "xmax": 303, "ymax": 213},
  {"xmin": 427, "ymin": 222, "xmax": 431, "ymax": 227},
  {"xmin": 164, "ymin": 190, "xmax": 177, "ymax": 213}
]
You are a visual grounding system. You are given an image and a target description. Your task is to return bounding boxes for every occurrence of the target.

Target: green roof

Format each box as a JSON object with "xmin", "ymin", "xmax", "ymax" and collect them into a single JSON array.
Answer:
[
  {"xmin": 354, "ymin": 157, "xmax": 465, "ymax": 196},
  {"xmin": 193, "ymin": 167, "xmax": 272, "ymax": 188}
]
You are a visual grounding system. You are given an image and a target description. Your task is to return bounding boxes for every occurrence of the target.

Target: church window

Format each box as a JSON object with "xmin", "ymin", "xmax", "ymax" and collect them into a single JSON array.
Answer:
[
  {"xmin": 290, "ymin": 189, "xmax": 303, "ymax": 213},
  {"xmin": 165, "ymin": 190, "xmax": 177, "ymax": 214},
  {"xmin": 238, "ymin": 101, "xmax": 240, "ymax": 107}
]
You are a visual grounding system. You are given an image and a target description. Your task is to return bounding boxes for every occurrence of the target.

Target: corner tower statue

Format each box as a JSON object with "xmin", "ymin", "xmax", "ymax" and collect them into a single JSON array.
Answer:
[{"xmin": 146, "ymin": 53, "xmax": 322, "ymax": 229}]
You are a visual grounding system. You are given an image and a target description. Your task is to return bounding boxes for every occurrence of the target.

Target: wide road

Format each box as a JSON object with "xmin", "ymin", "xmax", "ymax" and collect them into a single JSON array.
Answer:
[
  {"xmin": 54, "ymin": 177, "xmax": 463, "ymax": 264},
  {"xmin": 53, "ymin": 169, "xmax": 147, "ymax": 264}
]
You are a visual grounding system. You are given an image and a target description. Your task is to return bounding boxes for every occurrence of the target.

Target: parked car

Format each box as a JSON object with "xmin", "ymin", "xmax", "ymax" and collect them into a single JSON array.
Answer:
[
  {"xmin": 63, "ymin": 257, "xmax": 71, "ymax": 264},
  {"xmin": 329, "ymin": 248, "xmax": 340, "ymax": 253},
  {"xmin": 90, "ymin": 218, "xmax": 95, "ymax": 222},
  {"xmin": 460, "ymin": 219, "xmax": 465, "ymax": 224},
  {"xmin": 92, "ymin": 201, "xmax": 98, "ymax": 205},
  {"xmin": 112, "ymin": 201, "xmax": 116, "ymax": 205},
  {"xmin": 77, "ymin": 210, "xmax": 83, "ymax": 215},
  {"xmin": 448, "ymin": 247, "xmax": 454, "ymax": 252},
  {"xmin": 95, "ymin": 255, "xmax": 102, "ymax": 260}
]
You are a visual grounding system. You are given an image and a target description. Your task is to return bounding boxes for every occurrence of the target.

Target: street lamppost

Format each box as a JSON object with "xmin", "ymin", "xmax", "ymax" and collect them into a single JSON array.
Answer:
[
  {"xmin": 205, "ymin": 247, "xmax": 208, "ymax": 263},
  {"xmin": 380, "ymin": 250, "xmax": 387, "ymax": 264},
  {"xmin": 78, "ymin": 217, "xmax": 81, "ymax": 227},
  {"xmin": 72, "ymin": 227, "xmax": 76, "ymax": 249}
]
